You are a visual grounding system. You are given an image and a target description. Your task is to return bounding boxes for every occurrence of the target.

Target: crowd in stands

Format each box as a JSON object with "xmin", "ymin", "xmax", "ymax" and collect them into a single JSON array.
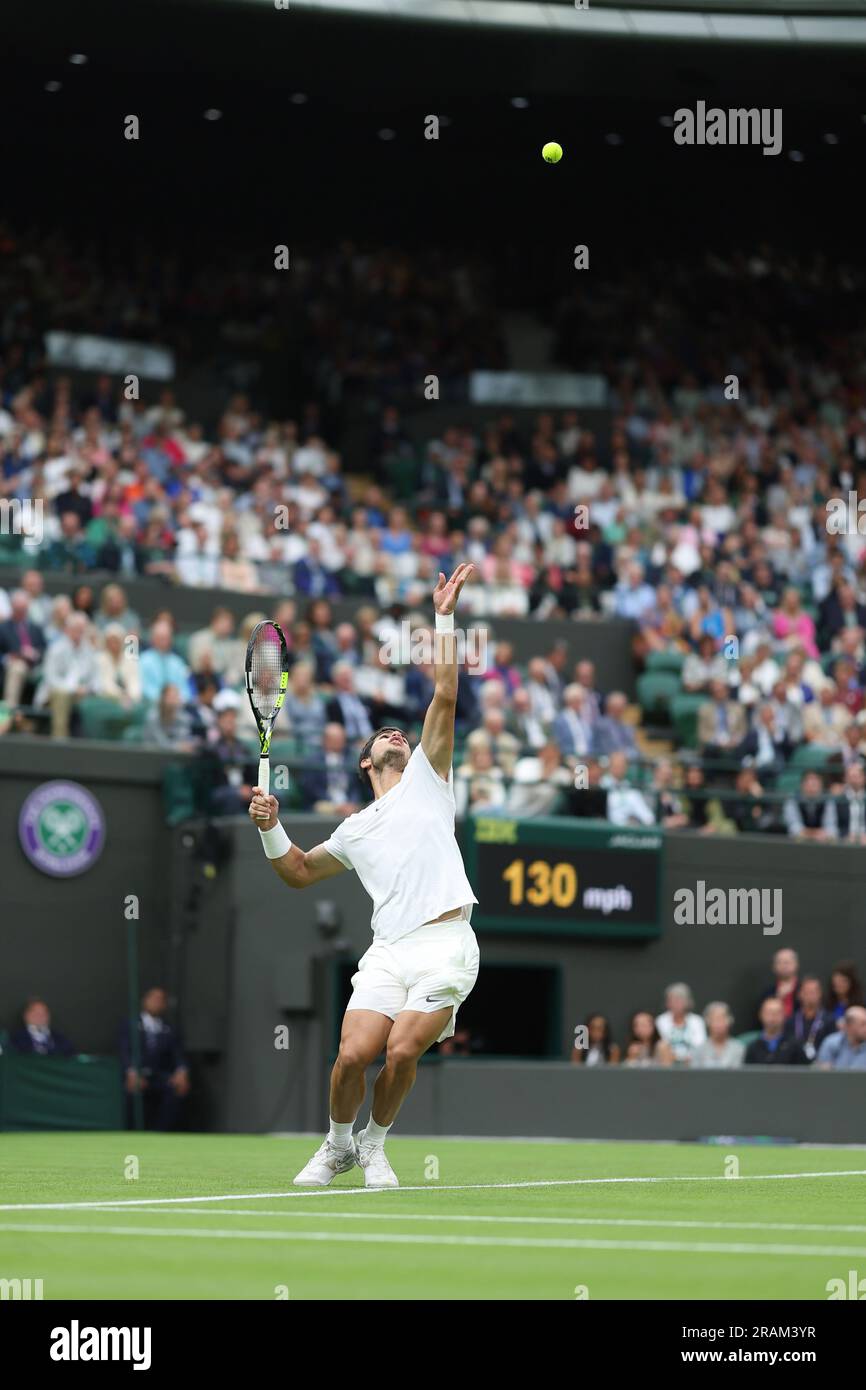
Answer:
[
  {"xmin": 3, "ymin": 241, "xmax": 866, "ymax": 831},
  {"xmin": 571, "ymin": 952, "xmax": 866, "ymax": 1071}
]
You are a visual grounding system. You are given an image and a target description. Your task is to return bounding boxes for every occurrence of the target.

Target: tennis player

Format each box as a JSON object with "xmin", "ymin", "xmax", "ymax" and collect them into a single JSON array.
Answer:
[{"xmin": 248, "ymin": 564, "xmax": 480, "ymax": 1188}]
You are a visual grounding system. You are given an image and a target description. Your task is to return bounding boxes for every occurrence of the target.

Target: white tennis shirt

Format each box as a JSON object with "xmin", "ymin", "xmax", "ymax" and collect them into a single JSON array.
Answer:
[{"xmin": 322, "ymin": 743, "xmax": 478, "ymax": 943}]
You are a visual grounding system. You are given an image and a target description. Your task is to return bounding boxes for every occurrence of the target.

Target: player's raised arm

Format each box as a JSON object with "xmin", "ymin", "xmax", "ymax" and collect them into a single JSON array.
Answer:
[
  {"xmin": 421, "ymin": 563, "xmax": 474, "ymax": 780},
  {"xmin": 248, "ymin": 788, "xmax": 346, "ymax": 888}
]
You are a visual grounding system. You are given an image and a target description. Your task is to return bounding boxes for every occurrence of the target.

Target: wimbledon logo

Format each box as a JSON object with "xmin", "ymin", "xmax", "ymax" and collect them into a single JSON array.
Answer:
[{"xmin": 18, "ymin": 781, "xmax": 106, "ymax": 877}]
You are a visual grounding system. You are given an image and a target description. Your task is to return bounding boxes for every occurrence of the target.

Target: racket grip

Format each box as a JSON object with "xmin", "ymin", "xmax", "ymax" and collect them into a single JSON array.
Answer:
[{"xmin": 258, "ymin": 757, "xmax": 270, "ymax": 797}]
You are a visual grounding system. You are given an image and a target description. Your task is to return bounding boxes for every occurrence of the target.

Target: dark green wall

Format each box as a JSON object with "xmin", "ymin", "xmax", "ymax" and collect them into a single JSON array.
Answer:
[{"xmin": 0, "ymin": 738, "xmax": 184, "ymax": 1053}]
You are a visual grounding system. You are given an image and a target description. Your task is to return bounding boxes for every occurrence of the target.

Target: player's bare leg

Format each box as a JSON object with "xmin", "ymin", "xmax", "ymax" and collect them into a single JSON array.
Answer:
[
  {"xmin": 357, "ymin": 1007, "xmax": 452, "ymax": 1188},
  {"xmin": 330, "ymin": 1010, "xmax": 393, "ymax": 1121},
  {"xmin": 293, "ymin": 1009, "xmax": 391, "ymax": 1186}
]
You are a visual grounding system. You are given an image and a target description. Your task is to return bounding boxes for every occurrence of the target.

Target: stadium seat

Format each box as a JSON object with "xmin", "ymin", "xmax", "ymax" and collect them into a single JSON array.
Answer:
[
  {"xmin": 776, "ymin": 768, "xmax": 803, "ymax": 796},
  {"xmin": 637, "ymin": 671, "xmax": 681, "ymax": 719},
  {"xmin": 791, "ymin": 744, "xmax": 836, "ymax": 770},
  {"xmin": 735, "ymin": 1030, "xmax": 761, "ymax": 1049},
  {"xmin": 645, "ymin": 651, "xmax": 685, "ymax": 675},
  {"xmin": 670, "ymin": 693, "xmax": 705, "ymax": 749},
  {"xmin": 77, "ymin": 697, "xmax": 136, "ymax": 741}
]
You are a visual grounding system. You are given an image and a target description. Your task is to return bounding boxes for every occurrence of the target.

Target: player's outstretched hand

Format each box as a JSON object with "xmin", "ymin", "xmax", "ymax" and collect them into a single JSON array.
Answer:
[
  {"xmin": 433, "ymin": 562, "xmax": 475, "ymax": 616},
  {"xmin": 249, "ymin": 787, "xmax": 279, "ymax": 829}
]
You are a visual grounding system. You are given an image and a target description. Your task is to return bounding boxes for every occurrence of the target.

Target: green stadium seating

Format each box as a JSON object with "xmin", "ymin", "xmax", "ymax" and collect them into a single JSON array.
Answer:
[
  {"xmin": 736, "ymin": 1030, "xmax": 760, "ymax": 1049},
  {"xmin": 776, "ymin": 768, "xmax": 803, "ymax": 796},
  {"xmin": 77, "ymin": 697, "xmax": 137, "ymax": 741},
  {"xmin": 670, "ymin": 693, "xmax": 705, "ymax": 749},
  {"xmin": 791, "ymin": 743, "xmax": 836, "ymax": 769},
  {"xmin": 645, "ymin": 650, "xmax": 686, "ymax": 675},
  {"xmin": 637, "ymin": 671, "xmax": 681, "ymax": 718}
]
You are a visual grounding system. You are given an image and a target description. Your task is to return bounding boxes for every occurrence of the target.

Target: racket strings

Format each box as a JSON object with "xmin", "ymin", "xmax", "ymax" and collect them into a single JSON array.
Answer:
[{"xmin": 249, "ymin": 631, "xmax": 283, "ymax": 721}]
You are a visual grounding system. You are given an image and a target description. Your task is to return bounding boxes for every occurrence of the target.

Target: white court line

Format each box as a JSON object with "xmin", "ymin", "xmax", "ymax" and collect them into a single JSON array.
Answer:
[
  {"xmin": 82, "ymin": 1208, "xmax": 866, "ymax": 1234},
  {"xmin": 1, "ymin": 1168, "xmax": 864, "ymax": 1212},
  {"xmin": 2, "ymin": 1222, "xmax": 865, "ymax": 1257}
]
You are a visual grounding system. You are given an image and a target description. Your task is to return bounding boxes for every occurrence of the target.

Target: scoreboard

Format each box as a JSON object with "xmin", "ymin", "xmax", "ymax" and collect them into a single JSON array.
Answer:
[{"xmin": 463, "ymin": 816, "xmax": 663, "ymax": 939}]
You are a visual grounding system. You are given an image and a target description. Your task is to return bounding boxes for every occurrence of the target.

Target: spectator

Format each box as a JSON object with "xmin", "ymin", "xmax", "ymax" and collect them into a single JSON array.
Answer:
[
  {"xmin": 784, "ymin": 976, "xmax": 837, "ymax": 1062},
  {"xmin": 655, "ymin": 983, "xmax": 706, "ymax": 1064},
  {"xmin": 591, "ymin": 691, "xmax": 639, "ymax": 761},
  {"xmin": 300, "ymin": 722, "xmax": 362, "ymax": 816},
  {"xmin": 93, "ymin": 583, "xmax": 141, "ymax": 638},
  {"xmin": 783, "ymin": 771, "xmax": 837, "ymax": 840},
  {"xmin": 454, "ymin": 737, "xmax": 507, "ymax": 817},
  {"xmin": 508, "ymin": 686, "xmax": 548, "ymax": 751},
  {"xmin": 187, "ymin": 606, "xmax": 240, "ymax": 679},
  {"xmin": 697, "ymin": 678, "xmax": 747, "ymax": 763},
  {"xmin": 96, "ymin": 623, "xmax": 143, "ymax": 706},
  {"xmin": 802, "ymin": 682, "xmax": 851, "ymax": 747},
  {"xmin": 139, "ymin": 620, "xmax": 191, "ymax": 703},
  {"xmin": 815, "ymin": 1006, "xmax": 866, "ymax": 1071},
  {"xmin": 623, "ymin": 1011, "xmax": 673, "ymax": 1067},
  {"xmin": 574, "ymin": 659, "xmax": 603, "ymax": 725},
  {"xmin": 293, "ymin": 536, "xmax": 340, "ymax": 597},
  {"xmin": 142, "ymin": 683, "xmax": 196, "ymax": 750},
  {"xmin": 725, "ymin": 765, "xmax": 776, "ymax": 835},
  {"xmin": 283, "ymin": 660, "xmax": 326, "ymax": 749},
  {"xmin": 826, "ymin": 961, "xmax": 865, "ymax": 1025},
  {"xmin": 602, "ymin": 750, "xmax": 654, "ymax": 827},
  {"xmin": 34, "ymin": 611, "xmax": 99, "ymax": 737},
  {"xmin": 95, "ymin": 513, "xmax": 147, "ymax": 576},
  {"xmin": 647, "ymin": 758, "xmax": 688, "ymax": 828},
  {"xmin": 218, "ymin": 530, "xmax": 260, "ymax": 593},
  {"xmin": 525, "ymin": 657, "xmax": 558, "ymax": 727},
  {"xmin": 119, "ymin": 986, "xmax": 190, "ymax": 1131},
  {"xmin": 681, "ymin": 634, "xmax": 728, "ymax": 694},
  {"xmin": 505, "ymin": 740, "xmax": 571, "ymax": 818},
  {"xmin": 744, "ymin": 997, "xmax": 807, "ymax": 1065},
  {"xmin": 737, "ymin": 702, "xmax": 792, "ymax": 779},
  {"xmin": 680, "ymin": 762, "xmax": 730, "ymax": 834},
  {"xmin": 481, "ymin": 640, "xmax": 521, "ymax": 696},
  {"xmin": 757, "ymin": 948, "xmax": 801, "ymax": 1022},
  {"xmin": 9, "ymin": 998, "xmax": 75, "ymax": 1057},
  {"xmin": 571, "ymin": 1013, "xmax": 620, "ymax": 1066},
  {"xmin": 691, "ymin": 1002, "xmax": 745, "ymax": 1069},
  {"xmin": 199, "ymin": 691, "xmax": 258, "ymax": 814},
  {"xmin": 325, "ymin": 662, "xmax": 374, "ymax": 743},
  {"xmin": 772, "ymin": 586, "xmax": 819, "ymax": 659},
  {"xmin": 0, "ymin": 588, "xmax": 46, "ymax": 707},
  {"xmin": 553, "ymin": 683, "xmax": 593, "ymax": 760},
  {"xmin": 476, "ymin": 711, "xmax": 520, "ymax": 774},
  {"xmin": 834, "ymin": 764, "xmax": 866, "ymax": 844}
]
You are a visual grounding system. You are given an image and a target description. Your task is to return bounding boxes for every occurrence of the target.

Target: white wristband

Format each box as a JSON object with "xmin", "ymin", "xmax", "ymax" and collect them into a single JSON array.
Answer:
[
  {"xmin": 259, "ymin": 822, "xmax": 292, "ymax": 860},
  {"xmin": 435, "ymin": 612, "xmax": 455, "ymax": 633}
]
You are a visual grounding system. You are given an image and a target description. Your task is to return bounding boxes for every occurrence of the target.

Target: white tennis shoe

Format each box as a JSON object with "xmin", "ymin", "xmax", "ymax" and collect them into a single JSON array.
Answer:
[
  {"xmin": 357, "ymin": 1130, "xmax": 399, "ymax": 1188},
  {"xmin": 293, "ymin": 1136, "xmax": 358, "ymax": 1186}
]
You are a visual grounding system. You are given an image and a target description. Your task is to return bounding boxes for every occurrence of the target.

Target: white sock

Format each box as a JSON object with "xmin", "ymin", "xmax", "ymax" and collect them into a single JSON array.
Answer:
[
  {"xmin": 328, "ymin": 1118, "xmax": 354, "ymax": 1152},
  {"xmin": 363, "ymin": 1116, "xmax": 391, "ymax": 1148}
]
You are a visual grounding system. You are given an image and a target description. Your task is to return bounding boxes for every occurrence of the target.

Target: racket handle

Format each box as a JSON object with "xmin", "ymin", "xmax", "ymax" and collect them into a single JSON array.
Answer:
[{"xmin": 258, "ymin": 757, "xmax": 270, "ymax": 798}]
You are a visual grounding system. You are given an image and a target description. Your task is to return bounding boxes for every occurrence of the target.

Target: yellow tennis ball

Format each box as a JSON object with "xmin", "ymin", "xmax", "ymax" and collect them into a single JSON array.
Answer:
[{"xmin": 542, "ymin": 141, "xmax": 563, "ymax": 164}]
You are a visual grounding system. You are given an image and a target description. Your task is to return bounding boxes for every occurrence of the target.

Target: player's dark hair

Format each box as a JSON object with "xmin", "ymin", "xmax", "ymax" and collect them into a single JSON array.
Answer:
[{"xmin": 358, "ymin": 727, "xmax": 402, "ymax": 791}]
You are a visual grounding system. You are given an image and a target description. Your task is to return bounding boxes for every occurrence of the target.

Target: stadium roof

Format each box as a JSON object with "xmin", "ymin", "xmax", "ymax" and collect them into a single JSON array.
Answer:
[{"xmin": 229, "ymin": 0, "xmax": 866, "ymax": 43}]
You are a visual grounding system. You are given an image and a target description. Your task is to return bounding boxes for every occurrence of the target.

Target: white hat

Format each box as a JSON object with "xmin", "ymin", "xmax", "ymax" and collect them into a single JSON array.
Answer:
[{"xmin": 213, "ymin": 688, "xmax": 242, "ymax": 712}]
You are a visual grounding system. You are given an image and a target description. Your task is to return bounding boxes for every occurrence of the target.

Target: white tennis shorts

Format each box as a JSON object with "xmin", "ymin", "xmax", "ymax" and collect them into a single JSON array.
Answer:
[{"xmin": 346, "ymin": 907, "xmax": 480, "ymax": 1042}]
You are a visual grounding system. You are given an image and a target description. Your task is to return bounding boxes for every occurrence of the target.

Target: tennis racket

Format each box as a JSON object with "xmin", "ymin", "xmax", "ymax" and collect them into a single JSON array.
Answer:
[{"xmin": 244, "ymin": 620, "xmax": 290, "ymax": 818}]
